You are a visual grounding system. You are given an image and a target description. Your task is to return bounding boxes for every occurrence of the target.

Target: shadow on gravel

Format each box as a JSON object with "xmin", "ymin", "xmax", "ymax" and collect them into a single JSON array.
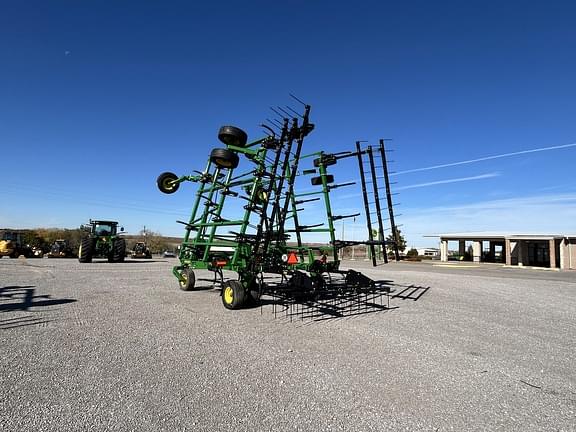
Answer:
[
  {"xmin": 0, "ymin": 285, "xmax": 76, "ymax": 313},
  {"xmin": 257, "ymin": 279, "xmax": 424, "ymax": 322},
  {"xmin": 193, "ymin": 278, "xmax": 224, "ymax": 291},
  {"xmin": 0, "ymin": 315, "xmax": 52, "ymax": 329},
  {"xmin": 390, "ymin": 284, "xmax": 430, "ymax": 301},
  {"xmin": 124, "ymin": 260, "xmax": 163, "ymax": 264},
  {"xmin": 80, "ymin": 260, "xmax": 163, "ymax": 264},
  {"xmin": 181, "ymin": 276, "xmax": 431, "ymax": 322}
]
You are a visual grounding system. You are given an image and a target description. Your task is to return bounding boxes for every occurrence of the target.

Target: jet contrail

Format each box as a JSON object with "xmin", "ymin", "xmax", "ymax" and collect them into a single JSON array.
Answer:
[
  {"xmin": 394, "ymin": 142, "xmax": 576, "ymax": 175},
  {"xmin": 397, "ymin": 173, "xmax": 499, "ymax": 190}
]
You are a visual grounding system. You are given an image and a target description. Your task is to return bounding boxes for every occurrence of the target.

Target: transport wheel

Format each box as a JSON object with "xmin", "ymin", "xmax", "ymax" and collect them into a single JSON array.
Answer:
[
  {"xmin": 247, "ymin": 280, "xmax": 262, "ymax": 305},
  {"xmin": 112, "ymin": 238, "xmax": 126, "ymax": 263},
  {"xmin": 210, "ymin": 148, "xmax": 240, "ymax": 169},
  {"xmin": 179, "ymin": 268, "xmax": 196, "ymax": 291},
  {"xmin": 221, "ymin": 280, "xmax": 247, "ymax": 309},
  {"xmin": 78, "ymin": 237, "xmax": 93, "ymax": 263},
  {"xmin": 313, "ymin": 154, "xmax": 337, "ymax": 167},
  {"xmin": 254, "ymin": 187, "xmax": 268, "ymax": 204},
  {"xmin": 157, "ymin": 172, "xmax": 180, "ymax": 194},
  {"xmin": 218, "ymin": 125, "xmax": 248, "ymax": 147},
  {"xmin": 311, "ymin": 175, "xmax": 334, "ymax": 186}
]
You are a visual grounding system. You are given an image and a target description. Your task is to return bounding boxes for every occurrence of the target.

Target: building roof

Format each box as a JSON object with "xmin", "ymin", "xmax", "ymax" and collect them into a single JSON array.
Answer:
[{"xmin": 431, "ymin": 232, "xmax": 568, "ymax": 241}]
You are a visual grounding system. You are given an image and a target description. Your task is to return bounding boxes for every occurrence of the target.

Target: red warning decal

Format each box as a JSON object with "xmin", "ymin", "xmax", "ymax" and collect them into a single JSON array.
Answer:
[{"xmin": 287, "ymin": 252, "xmax": 298, "ymax": 265}]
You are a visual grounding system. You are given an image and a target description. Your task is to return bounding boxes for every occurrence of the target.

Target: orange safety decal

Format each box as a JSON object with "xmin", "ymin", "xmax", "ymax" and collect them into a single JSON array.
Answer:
[{"xmin": 287, "ymin": 252, "xmax": 298, "ymax": 265}]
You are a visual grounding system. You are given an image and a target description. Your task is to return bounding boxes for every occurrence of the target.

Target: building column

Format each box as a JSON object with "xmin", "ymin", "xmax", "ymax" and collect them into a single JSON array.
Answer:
[
  {"xmin": 505, "ymin": 239, "xmax": 512, "ymax": 265},
  {"xmin": 472, "ymin": 241, "xmax": 482, "ymax": 263},
  {"xmin": 549, "ymin": 239, "xmax": 556, "ymax": 269},
  {"xmin": 489, "ymin": 241, "xmax": 496, "ymax": 262},
  {"xmin": 517, "ymin": 241, "xmax": 525, "ymax": 266},
  {"xmin": 440, "ymin": 240, "xmax": 448, "ymax": 262},
  {"xmin": 560, "ymin": 238, "xmax": 566, "ymax": 270},
  {"xmin": 458, "ymin": 240, "xmax": 466, "ymax": 257}
]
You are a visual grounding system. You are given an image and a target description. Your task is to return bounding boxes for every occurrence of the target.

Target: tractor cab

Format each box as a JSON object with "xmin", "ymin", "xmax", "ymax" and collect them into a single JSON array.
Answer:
[{"xmin": 86, "ymin": 220, "xmax": 122, "ymax": 237}]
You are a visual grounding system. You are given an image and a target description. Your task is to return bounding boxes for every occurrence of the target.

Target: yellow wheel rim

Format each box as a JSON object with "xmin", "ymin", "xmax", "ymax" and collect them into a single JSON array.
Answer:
[
  {"xmin": 163, "ymin": 178, "xmax": 174, "ymax": 191},
  {"xmin": 179, "ymin": 273, "xmax": 188, "ymax": 287},
  {"xmin": 223, "ymin": 286, "xmax": 234, "ymax": 304},
  {"xmin": 256, "ymin": 190, "xmax": 268, "ymax": 203}
]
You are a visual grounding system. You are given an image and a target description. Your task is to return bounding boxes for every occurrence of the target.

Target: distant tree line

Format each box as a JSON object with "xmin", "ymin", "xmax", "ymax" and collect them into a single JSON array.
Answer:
[{"xmin": 1, "ymin": 228, "xmax": 177, "ymax": 254}]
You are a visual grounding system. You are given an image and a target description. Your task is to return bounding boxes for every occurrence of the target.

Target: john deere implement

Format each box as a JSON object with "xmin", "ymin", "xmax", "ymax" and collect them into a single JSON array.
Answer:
[{"xmin": 158, "ymin": 98, "xmax": 399, "ymax": 310}]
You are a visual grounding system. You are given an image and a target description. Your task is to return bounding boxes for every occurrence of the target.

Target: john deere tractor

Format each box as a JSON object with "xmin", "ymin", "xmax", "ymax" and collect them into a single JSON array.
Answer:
[{"xmin": 78, "ymin": 220, "xmax": 126, "ymax": 263}]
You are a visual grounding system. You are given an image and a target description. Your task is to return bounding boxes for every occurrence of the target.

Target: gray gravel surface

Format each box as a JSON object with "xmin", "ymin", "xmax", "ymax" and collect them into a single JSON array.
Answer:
[{"xmin": 1, "ymin": 257, "xmax": 575, "ymax": 431}]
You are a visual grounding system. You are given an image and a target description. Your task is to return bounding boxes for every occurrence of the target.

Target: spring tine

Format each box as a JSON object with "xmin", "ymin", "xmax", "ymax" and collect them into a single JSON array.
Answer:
[
  {"xmin": 261, "ymin": 123, "xmax": 276, "ymax": 137},
  {"xmin": 266, "ymin": 119, "xmax": 282, "ymax": 131},
  {"xmin": 285, "ymin": 105, "xmax": 304, "ymax": 118},
  {"xmin": 270, "ymin": 107, "xmax": 287, "ymax": 119},
  {"xmin": 277, "ymin": 106, "xmax": 295, "ymax": 118},
  {"xmin": 289, "ymin": 93, "xmax": 306, "ymax": 106},
  {"xmin": 270, "ymin": 118, "xmax": 284, "ymax": 128}
]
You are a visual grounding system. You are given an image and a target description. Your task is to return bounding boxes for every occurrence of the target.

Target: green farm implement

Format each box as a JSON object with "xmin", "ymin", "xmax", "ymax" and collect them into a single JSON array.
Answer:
[{"xmin": 158, "ymin": 98, "xmax": 400, "ymax": 311}]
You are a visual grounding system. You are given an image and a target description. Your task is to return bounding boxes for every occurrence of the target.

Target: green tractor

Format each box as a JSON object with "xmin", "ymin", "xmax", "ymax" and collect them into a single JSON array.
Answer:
[{"xmin": 78, "ymin": 220, "xmax": 126, "ymax": 263}]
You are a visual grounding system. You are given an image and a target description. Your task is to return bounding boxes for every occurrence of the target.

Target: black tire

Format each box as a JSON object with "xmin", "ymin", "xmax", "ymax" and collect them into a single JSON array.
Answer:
[
  {"xmin": 179, "ymin": 268, "xmax": 196, "ymax": 291},
  {"xmin": 313, "ymin": 154, "xmax": 337, "ymax": 167},
  {"xmin": 112, "ymin": 238, "xmax": 126, "ymax": 263},
  {"xmin": 157, "ymin": 172, "xmax": 180, "ymax": 194},
  {"xmin": 247, "ymin": 280, "xmax": 262, "ymax": 305},
  {"xmin": 311, "ymin": 175, "xmax": 334, "ymax": 186},
  {"xmin": 210, "ymin": 148, "xmax": 239, "ymax": 169},
  {"xmin": 78, "ymin": 237, "xmax": 93, "ymax": 263},
  {"xmin": 221, "ymin": 280, "xmax": 247, "ymax": 309},
  {"xmin": 218, "ymin": 125, "xmax": 248, "ymax": 147}
]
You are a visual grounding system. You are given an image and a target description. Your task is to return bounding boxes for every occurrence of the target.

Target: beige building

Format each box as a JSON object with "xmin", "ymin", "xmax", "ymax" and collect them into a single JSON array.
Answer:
[{"xmin": 437, "ymin": 233, "xmax": 576, "ymax": 270}]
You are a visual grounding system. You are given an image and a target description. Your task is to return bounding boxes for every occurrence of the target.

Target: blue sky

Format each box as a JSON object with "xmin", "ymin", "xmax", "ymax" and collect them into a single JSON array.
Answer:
[{"xmin": 1, "ymin": 1, "xmax": 575, "ymax": 248}]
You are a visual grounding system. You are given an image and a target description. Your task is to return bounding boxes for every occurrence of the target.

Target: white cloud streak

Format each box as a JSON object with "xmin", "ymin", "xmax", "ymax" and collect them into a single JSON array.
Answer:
[
  {"xmin": 396, "ymin": 172, "xmax": 500, "ymax": 190},
  {"xmin": 333, "ymin": 172, "xmax": 499, "ymax": 200},
  {"xmin": 394, "ymin": 142, "xmax": 576, "ymax": 175}
]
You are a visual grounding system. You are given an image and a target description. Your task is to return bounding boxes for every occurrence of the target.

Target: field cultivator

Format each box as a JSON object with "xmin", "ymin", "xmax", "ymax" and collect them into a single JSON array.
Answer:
[{"xmin": 158, "ymin": 98, "xmax": 400, "ymax": 311}]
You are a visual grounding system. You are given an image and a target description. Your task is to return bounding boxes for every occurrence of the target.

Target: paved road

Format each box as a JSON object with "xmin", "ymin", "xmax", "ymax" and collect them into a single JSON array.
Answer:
[{"xmin": 1, "ymin": 257, "xmax": 575, "ymax": 431}]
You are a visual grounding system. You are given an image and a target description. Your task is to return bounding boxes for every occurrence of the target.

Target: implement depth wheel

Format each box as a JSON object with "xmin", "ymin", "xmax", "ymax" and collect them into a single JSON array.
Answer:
[
  {"xmin": 222, "ymin": 280, "xmax": 247, "ymax": 310},
  {"xmin": 210, "ymin": 148, "xmax": 239, "ymax": 169},
  {"xmin": 218, "ymin": 125, "xmax": 248, "ymax": 147},
  {"xmin": 157, "ymin": 172, "xmax": 180, "ymax": 194},
  {"xmin": 179, "ymin": 268, "xmax": 196, "ymax": 291}
]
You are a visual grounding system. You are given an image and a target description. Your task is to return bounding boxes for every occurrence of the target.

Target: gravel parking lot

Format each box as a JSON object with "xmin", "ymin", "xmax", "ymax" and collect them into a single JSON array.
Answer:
[{"xmin": 1, "ymin": 257, "xmax": 575, "ymax": 431}]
